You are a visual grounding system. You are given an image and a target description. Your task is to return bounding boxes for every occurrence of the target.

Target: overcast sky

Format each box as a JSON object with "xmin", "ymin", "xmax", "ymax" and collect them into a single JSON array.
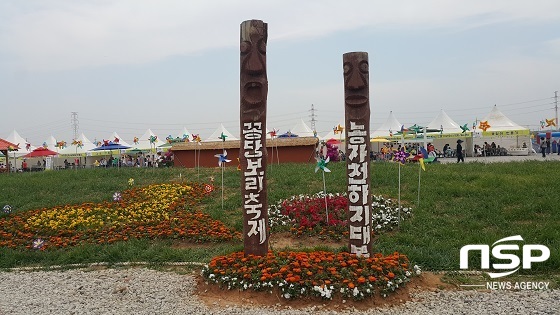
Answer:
[{"xmin": 1, "ymin": 0, "xmax": 559, "ymax": 145}]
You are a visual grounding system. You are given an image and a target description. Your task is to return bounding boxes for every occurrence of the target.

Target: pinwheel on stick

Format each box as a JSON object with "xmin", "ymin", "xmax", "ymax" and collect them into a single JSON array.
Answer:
[
  {"xmin": 314, "ymin": 155, "xmax": 331, "ymax": 224},
  {"xmin": 214, "ymin": 150, "xmax": 231, "ymax": 210}
]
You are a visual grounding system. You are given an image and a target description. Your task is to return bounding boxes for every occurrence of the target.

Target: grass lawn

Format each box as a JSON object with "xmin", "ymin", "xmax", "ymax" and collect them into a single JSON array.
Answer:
[{"xmin": 0, "ymin": 161, "xmax": 558, "ymax": 277}]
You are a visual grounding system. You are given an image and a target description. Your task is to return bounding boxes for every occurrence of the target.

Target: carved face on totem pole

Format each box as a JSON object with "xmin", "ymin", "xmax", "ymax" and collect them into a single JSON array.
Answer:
[
  {"xmin": 343, "ymin": 52, "xmax": 369, "ymax": 119},
  {"xmin": 240, "ymin": 20, "xmax": 268, "ymax": 117}
]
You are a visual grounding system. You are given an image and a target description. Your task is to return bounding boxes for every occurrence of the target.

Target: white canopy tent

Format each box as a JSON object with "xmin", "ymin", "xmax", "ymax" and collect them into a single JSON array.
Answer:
[
  {"xmin": 474, "ymin": 105, "xmax": 531, "ymax": 154},
  {"xmin": 58, "ymin": 133, "xmax": 97, "ymax": 156},
  {"xmin": 205, "ymin": 124, "xmax": 239, "ymax": 142},
  {"xmin": 427, "ymin": 110, "xmax": 464, "ymax": 134},
  {"xmin": 176, "ymin": 127, "xmax": 192, "ymax": 140},
  {"xmin": 6, "ymin": 130, "xmax": 35, "ymax": 156},
  {"xmin": 289, "ymin": 119, "xmax": 316, "ymax": 137},
  {"xmin": 371, "ymin": 111, "xmax": 402, "ymax": 138},
  {"xmin": 43, "ymin": 136, "xmax": 58, "ymax": 151},
  {"xmin": 100, "ymin": 132, "xmax": 133, "ymax": 148},
  {"xmin": 133, "ymin": 129, "xmax": 166, "ymax": 150}
]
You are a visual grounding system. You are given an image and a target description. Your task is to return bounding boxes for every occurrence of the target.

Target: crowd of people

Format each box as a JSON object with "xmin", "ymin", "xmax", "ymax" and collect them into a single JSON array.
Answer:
[{"xmin": 90, "ymin": 152, "xmax": 174, "ymax": 168}]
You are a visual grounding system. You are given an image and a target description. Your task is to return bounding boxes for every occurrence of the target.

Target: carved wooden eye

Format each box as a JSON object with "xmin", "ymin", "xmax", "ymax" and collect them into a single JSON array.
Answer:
[
  {"xmin": 359, "ymin": 61, "xmax": 368, "ymax": 74},
  {"xmin": 343, "ymin": 62, "xmax": 352, "ymax": 75},
  {"xmin": 258, "ymin": 39, "xmax": 266, "ymax": 54},
  {"xmin": 241, "ymin": 41, "xmax": 251, "ymax": 54}
]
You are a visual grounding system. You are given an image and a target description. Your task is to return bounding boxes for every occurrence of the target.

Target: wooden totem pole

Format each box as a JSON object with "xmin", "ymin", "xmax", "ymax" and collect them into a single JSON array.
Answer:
[
  {"xmin": 343, "ymin": 52, "xmax": 372, "ymax": 257},
  {"xmin": 240, "ymin": 19, "xmax": 269, "ymax": 256}
]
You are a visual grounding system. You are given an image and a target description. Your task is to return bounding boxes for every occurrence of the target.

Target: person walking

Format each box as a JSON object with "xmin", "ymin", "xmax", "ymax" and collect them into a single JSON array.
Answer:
[
  {"xmin": 456, "ymin": 139, "xmax": 464, "ymax": 163},
  {"xmin": 540, "ymin": 137, "xmax": 547, "ymax": 158}
]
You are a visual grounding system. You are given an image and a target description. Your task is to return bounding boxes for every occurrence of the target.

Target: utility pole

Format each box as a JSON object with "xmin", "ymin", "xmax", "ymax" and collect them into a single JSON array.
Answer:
[
  {"xmin": 309, "ymin": 104, "xmax": 317, "ymax": 136},
  {"xmin": 71, "ymin": 112, "xmax": 79, "ymax": 140},
  {"xmin": 555, "ymin": 91, "xmax": 558, "ymax": 131}
]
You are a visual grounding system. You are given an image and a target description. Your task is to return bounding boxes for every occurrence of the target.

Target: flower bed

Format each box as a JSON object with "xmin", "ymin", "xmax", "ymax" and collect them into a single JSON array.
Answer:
[
  {"xmin": 268, "ymin": 193, "xmax": 412, "ymax": 239},
  {"xmin": 202, "ymin": 250, "xmax": 421, "ymax": 300},
  {"xmin": 0, "ymin": 183, "xmax": 241, "ymax": 250}
]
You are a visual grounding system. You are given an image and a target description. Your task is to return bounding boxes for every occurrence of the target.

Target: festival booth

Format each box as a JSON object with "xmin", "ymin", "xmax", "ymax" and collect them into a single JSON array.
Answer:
[
  {"xmin": 23, "ymin": 147, "xmax": 58, "ymax": 171},
  {"xmin": 57, "ymin": 133, "xmax": 97, "ymax": 168},
  {"xmin": 88, "ymin": 132, "xmax": 133, "ymax": 159},
  {"xmin": 473, "ymin": 105, "xmax": 531, "ymax": 156},
  {"xmin": 0, "ymin": 138, "xmax": 19, "ymax": 173},
  {"xmin": 425, "ymin": 110, "xmax": 473, "ymax": 156},
  {"xmin": 6, "ymin": 130, "xmax": 35, "ymax": 155},
  {"xmin": 5, "ymin": 130, "xmax": 35, "ymax": 168}
]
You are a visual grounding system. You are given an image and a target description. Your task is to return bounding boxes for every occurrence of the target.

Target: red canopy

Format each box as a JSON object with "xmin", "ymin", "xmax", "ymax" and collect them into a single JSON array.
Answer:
[
  {"xmin": 23, "ymin": 147, "xmax": 58, "ymax": 158},
  {"xmin": 0, "ymin": 139, "xmax": 19, "ymax": 151}
]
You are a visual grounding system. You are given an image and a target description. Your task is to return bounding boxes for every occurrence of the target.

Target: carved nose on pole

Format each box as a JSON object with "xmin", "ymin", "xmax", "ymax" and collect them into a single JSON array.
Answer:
[
  {"xmin": 245, "ymin": 53, "xmax": 264, "ymax": 74},
  {"xmin": 347, "ymin": 70, "xmax": 365, "ymax": 90}
]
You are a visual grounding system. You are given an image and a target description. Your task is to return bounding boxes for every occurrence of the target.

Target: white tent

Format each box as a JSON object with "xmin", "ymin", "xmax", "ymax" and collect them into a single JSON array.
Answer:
[
  {"xmin": 176, "ymin": 127, "xmax": 192, "ymax": 140},
  {"xmin": 6, "ymin": 130, "xmax": 35, "ymax": 156},
  {"xmin": 105, "ymin": 132, "xmax": 132, "ymax": 147},
  {"xmin": 134, "ymin": 129, "xmax": 166, "ymax": 149},
  {"xmin": 43, "ymin": 136, "xmax": 58, "ymax": 151},
  {"xmin": 58, "ymin": 133, "xmax": 97, "ymax": 156},
  {"xmin": 474, "ymin": 105, "xmax": 531, "ymax": 153},
  {"xmin": 427, "ymin": 110, "xmax": 464, "ymax": 134},
  {"xmin": 289, "ymin": 119, "xmax": 315, "ymax": 137},
  {"xmin": 371, "ymin": 111, "xmax": 402, "ymax": 138},
  {"xmin": 205, "ymin": 124, "xmax": 239, "ymax": 142},
  {"xmin": 480, "ymin": 105, "xmax": 528, "ymax": 132}
]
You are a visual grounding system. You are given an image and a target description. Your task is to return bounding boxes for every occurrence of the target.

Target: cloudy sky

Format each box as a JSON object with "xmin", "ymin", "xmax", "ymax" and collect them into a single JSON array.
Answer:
[{"xmin": 1, "ymin": 0, "xmax": 559, "ymax": 145}]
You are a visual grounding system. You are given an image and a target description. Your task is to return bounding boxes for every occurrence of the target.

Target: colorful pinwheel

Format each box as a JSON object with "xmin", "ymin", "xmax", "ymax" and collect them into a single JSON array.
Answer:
[
  {"xmin": 460, "ymin": 124, "xmax": 470, "ymax": 133},
  {"xmin": 479, "ymin": 121, "xmax": 491, "ymax": 132},
  {"xmin": 268, "ymin": 129, "xmax": 278, "ymax": 138},
  {"xmin": 113, "ymin": 192, "xmax": 122, "ymax": 202},
  {"xmin": 400, "ymin": 125, "xmax": 409, "ymax": 135},
  {"xmin": 215, "ymin": 150, "xmax": 231, "ymax": 167},
  {"xmin": 314, "ymin": 156, "xmax": 331, "ymax": 223},
  {"xmin": 545, "ymin": 118, "xmax": 556, "ymax": 127},
  {"xmin": 393, "ymin": 150, "xmax": 409, "ymax": 165},
  {"xmin": 25, "ymin": 143, "xmax": 31, "ymax": 151},
  {"xmin": 192, "ymin": 134, "xmax": 201, "ymax": 144},
  {"xmin": 218, "ymin": 132, "xmax": 228, "ymax": 142},
  {"xmin": 113, "ymin": 137, "xmax": 120, "ymax": 143},
  {"xmin": 32, "ymin": 239, "xmax": 45, "ymax": 250},
  {"xmin": 56, "ymin": 141, "xmax": 67, "ymax": 149},
  {"xmin": 2, "ymin": 205, "xmax": 12, "ymax": 214},
  {"xmin": 72, "ymin": 140, "xmax": 83, "ymax": 148},
  {"xmin": 540, "ymin": 120, "xmax": 546, "ymax": 128},
  {"xmin": 166, "ymin": 135, "xmax": 173, "ymax": 144},
  {"xmin": 182, "ymin": 134, "xmax": 189, "ymax": 141},
  {"xmin": 315, "ymin": 156, "xmax": 331, "ymax": 173},
  {"xmin": 333, "ymin": 124, "xmax": 344, "ymax": 135},
  {"xmin": 133, "ymin": 137, "xmax": 139, "ymax": 145},
  {"xmin": 149, "ymin": 136, "xmax": 157, "ymax": 144},
  {"xmin": 409, "ymin": 124, "xmax": 423, "ymax": 134}
]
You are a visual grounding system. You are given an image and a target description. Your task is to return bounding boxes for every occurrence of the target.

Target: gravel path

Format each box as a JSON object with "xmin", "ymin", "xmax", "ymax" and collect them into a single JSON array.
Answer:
[{"xmin": 0, "ymin": 268, "xmax": 558, "ymax": 315}]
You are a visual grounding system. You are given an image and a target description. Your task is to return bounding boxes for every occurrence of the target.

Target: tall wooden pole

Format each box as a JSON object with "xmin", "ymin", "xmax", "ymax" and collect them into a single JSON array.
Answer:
[
  {"xmin": 240, "ymin": 20, "xmax": 269, "ymax": 256},
  {"xmin": 343, "ymin": 52, "xmax": 372, "ymax": 257}
]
